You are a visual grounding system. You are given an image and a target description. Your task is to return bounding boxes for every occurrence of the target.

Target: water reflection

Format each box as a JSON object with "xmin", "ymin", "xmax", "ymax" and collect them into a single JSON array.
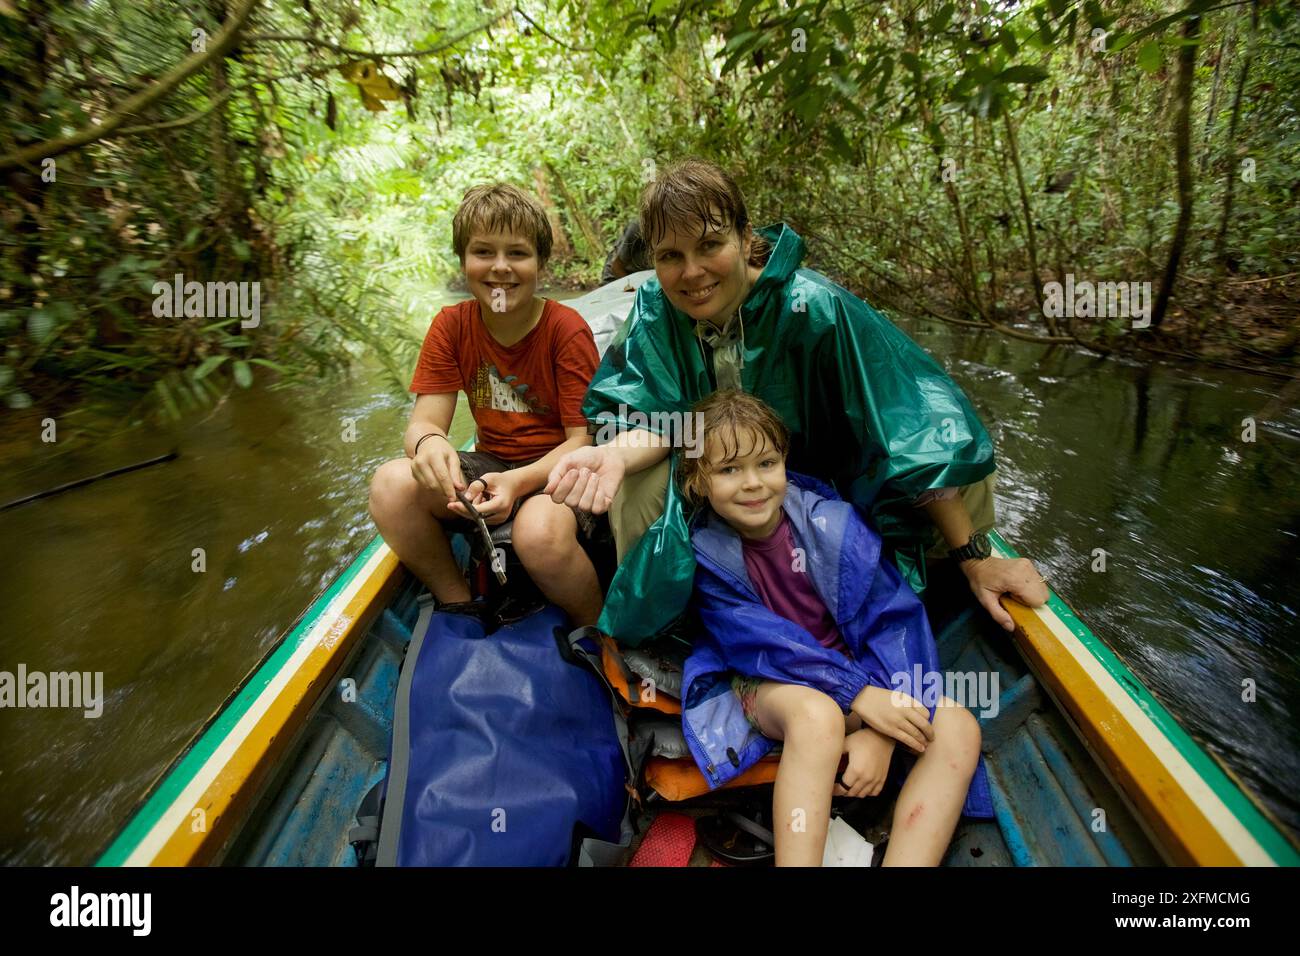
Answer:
[{"xmin": 903, "ymin": 317, "xmax": 1300, "ymax": 840}]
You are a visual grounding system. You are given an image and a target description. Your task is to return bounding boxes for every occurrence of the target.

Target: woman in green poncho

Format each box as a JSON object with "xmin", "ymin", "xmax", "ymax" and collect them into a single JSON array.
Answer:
[{"xmin": 543, "ymin": 159, "xmax": 1047, "ymax": 644}]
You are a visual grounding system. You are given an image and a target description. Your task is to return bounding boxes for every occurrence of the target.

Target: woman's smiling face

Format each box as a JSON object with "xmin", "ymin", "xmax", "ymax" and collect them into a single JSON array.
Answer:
[{"xmin": 650, "ymin": 215, "xmax": 752, "ymax": 326}]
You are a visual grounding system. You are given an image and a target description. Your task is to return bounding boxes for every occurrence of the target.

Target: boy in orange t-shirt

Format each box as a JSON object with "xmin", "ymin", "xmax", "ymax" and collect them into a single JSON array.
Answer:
[{"xmin": 368, "ymin": 183, "xmax": 603, "ymax": 627}]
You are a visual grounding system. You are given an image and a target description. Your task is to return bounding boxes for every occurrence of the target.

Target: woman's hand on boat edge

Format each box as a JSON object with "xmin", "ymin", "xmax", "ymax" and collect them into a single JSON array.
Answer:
[
  {"xmin": 962, "ymin": 556, "xmax": 1050, "ymax": 632},
  {"xmin": 544, "ymin": 445, "xmax": 625, "ymax": 514}
]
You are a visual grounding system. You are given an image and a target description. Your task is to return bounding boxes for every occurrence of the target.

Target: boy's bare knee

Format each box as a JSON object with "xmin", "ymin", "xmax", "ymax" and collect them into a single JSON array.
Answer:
[
  {"xmin": 511, "ymin": 501, "xmax": 576, "ymax": 564},
  {"xmin": 369, "ymin": 458, "xmax": 413, "ymax": 519}
]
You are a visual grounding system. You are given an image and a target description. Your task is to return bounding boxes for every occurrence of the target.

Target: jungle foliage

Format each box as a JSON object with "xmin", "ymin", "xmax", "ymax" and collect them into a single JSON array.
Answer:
[{"xmin": 1, "ymin": 0, "xmax": 1297, "ymax": 419}]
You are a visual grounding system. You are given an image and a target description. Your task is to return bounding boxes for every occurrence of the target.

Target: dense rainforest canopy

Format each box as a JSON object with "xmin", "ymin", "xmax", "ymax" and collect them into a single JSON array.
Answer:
[{"xmin": 1, "ymin": 0, "xmax": 1297, "ymax": 422}]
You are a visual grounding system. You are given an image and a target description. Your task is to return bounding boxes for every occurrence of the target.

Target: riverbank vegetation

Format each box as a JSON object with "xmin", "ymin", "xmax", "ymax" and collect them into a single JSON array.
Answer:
[{"xmin": 2, "ymin": 0, "xmax": 1297, "ymax": 421}]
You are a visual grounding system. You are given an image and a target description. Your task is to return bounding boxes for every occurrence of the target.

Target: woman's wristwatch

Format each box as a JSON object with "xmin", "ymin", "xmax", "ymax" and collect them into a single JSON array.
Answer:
[{"xmin": 948, "ymin": 531, "xmax": 992, "ymax": 563}]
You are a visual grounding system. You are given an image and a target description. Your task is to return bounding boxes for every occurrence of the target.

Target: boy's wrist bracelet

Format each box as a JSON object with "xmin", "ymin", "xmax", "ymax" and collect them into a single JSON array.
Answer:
[{"xmin": 412, "ymin": 432, "xmax": 448, "ymax": 457}]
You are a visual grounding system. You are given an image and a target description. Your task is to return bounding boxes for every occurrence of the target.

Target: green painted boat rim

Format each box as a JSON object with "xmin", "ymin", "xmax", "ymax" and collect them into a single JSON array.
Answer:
[{"xmin": 95, "ymin": 535, "xmax": 387, "ymax": 866}]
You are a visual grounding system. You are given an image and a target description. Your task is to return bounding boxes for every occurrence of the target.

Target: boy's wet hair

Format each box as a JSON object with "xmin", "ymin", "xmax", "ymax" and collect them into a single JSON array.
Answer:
[
  {"xmin": 452, "ymin": 183, "xmax": 553, "ymax": 266},
  {"xmin": 678, "ymin": 389, "xmax": 790, "ymax": 507},
  {"xmin": 639, "ymin": 159, "xmax": 771, "ymax": 269}
]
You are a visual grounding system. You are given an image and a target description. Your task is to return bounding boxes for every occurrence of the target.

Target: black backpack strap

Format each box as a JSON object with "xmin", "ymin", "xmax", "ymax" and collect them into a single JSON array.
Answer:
[
  {"xmin": 556, "ymin": 625, "xmax": 648, "ymax": 865},
  {"xmin": 347, "ymin": 779, "xmax": 386, "ymax": 866}
]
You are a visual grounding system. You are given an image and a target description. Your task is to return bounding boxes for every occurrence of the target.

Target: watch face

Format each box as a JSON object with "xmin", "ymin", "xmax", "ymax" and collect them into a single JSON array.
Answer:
[{"xmin": 974, "ymin": 532, "xmax": 992, "ymax": 559}]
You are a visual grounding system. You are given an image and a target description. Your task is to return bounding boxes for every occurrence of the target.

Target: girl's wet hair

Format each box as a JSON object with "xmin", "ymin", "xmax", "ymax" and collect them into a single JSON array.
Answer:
[
  {"xmin": 678, "ymin": 389, "xmax": 790, "ymax": 507},
  {"xmin": 639, "ymin": 159, "xmax": 771, "ymax": 268},
  {"xmin": 452, "ymin": 182, "xmax": 553, "ymax": 266}
]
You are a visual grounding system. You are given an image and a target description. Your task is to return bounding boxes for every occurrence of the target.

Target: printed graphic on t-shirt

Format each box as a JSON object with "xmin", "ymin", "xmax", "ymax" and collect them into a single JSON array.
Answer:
[{"xmin": 469, "ymin": 362, "xmax": 551, "ymax": 416}]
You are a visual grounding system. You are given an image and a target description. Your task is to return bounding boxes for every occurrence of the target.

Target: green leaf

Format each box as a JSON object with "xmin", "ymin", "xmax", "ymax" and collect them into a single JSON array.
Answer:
[
  {"xmin": 248, "ymin": 358, "xmax": 291, "ymax": 374},
  {"xmin": 932, "ymin": 3, "xmax": 955, "ymax": 34},
  {"xmin": 231, "ymin": 238, "xmax": 251, "ymax": 261},
  {"xmin": 998, "ymin": 65, "xmax": 1049, "ymax": 84},
  {"xmin": 826, "ymin": 123, "xmax": 854, "ymax": 162},
  {"xmin": 193, "ymin": 355, "xmax": 229, "ymax": 380},
  {"xmin": 233, "ymin": 360, "xmax": 253, "ymax": 388},
  {"xmin": 1136, "ymin": 41, "xmax": 1162, "ymax": 74},
  {"xmin": 27, "ymin": 309, "xmax": 54, "ymax": 343}
]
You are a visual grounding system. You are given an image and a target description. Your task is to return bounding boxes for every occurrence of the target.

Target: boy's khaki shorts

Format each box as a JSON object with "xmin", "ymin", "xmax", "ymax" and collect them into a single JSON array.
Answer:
[{"xmin": 608, "ymin": 458, "xmax": 998, "ymax": 561}]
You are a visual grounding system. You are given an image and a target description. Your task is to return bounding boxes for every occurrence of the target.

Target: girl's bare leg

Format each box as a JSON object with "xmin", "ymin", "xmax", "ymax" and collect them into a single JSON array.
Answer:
[
  {"xmin": 749, "ymin": 682, "xmax": 846, "ymax": 867},
  {"xmin": 881, "ymin": 696, "xmax": 982, "ymax": 866}
]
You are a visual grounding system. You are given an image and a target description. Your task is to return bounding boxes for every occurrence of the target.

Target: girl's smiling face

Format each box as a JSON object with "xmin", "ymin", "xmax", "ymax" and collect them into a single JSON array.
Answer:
[
  {"xmin": 650, "ymin": 214, "xmax": 754, "ymax": 327},
  {"xmin": 462, "ymin": 230, "xmax": 540, "ymax": 316},
  {"xmin": 703, "ymin": 424, "xmax": 788, "ymax": 540}
]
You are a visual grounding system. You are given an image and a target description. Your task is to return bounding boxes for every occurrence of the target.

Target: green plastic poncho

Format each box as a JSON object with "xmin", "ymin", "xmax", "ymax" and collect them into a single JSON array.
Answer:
[{"xmin": 584, "ymin": 223, "xmax": 995, "ymax": 645}]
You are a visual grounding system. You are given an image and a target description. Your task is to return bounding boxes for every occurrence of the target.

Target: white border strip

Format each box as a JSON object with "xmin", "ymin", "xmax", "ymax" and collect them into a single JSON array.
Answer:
[
  {"xmin": 1025, "ymin": 596, "xmax": 1273, "ymax": 865},
  {"xmin": 123, "ymin": 542, "xmax": 394, "ymax": 866}
]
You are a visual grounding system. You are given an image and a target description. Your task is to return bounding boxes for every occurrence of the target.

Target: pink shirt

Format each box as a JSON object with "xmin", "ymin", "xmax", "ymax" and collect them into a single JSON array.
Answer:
[{"xmin": 740, "ymin": 512, "xmax": 851, "ymax": 657}]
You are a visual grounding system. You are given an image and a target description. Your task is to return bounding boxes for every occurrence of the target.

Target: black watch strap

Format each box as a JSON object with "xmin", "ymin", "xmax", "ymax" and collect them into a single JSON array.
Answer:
[{"xmin": 948, "ymin": 531, "xmax": 991, "ymax": 563}]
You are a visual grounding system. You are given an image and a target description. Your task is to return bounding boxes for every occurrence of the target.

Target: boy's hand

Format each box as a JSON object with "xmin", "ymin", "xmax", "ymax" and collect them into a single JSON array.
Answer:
[
  {"xmin": 544, "ymin": 446, "xmax": 624, "ymax": 514},
  {"xmin": 410, "ymin": 435, "xmax": 465, "ymax": 502},
  {"xmin": 834, "ymin": 727, "xmax": 895, "ymax": 798},
  {"xmin": 851, "ymin": 685, "xmax": 934, "ymax": 755},
  {"xmin": 447, "ymin": 471, "xmax": 519, "ymax": 526}
]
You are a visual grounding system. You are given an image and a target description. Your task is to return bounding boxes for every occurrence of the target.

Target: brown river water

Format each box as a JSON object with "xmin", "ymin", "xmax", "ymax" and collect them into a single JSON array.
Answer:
[{"xmin": 1, "ymin": 294, "xmax": 1297, "ymax": 864}]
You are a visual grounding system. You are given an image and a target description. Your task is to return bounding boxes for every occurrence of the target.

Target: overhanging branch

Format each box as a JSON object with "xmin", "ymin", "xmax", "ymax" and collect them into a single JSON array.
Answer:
[
  {"xmin": 0, "ymin": 0, "xmax": 261, "ymax": 172},
  {"xmin": 244, "ymin": 11, "xmax": 511, "ymax": 60}
]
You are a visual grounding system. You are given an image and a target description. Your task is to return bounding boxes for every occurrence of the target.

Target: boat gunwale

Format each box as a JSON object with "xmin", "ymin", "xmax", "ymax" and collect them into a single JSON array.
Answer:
[{"xmin": 95, "ymin": 537, "xmax": 403, "ymax": 866}]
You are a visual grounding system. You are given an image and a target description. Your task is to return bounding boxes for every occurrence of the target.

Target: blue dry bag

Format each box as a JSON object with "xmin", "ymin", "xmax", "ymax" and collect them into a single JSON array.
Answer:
[{"xmin": 376, "ymin": 602, "xmax": 629, "ymax": 866}]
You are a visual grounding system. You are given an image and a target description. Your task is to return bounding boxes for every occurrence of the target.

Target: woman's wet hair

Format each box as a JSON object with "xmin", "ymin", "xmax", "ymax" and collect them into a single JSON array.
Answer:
[
  {"xmin": 678, "ymin": 388, "xmax": 790, "ymax": 507},
  {"xmin": 639, "ymin": 159, "xmax": 771, "ymax": 268},
  {"xmin": 452, "ymin": 182, "xmax": 553, "ymax": 266}
]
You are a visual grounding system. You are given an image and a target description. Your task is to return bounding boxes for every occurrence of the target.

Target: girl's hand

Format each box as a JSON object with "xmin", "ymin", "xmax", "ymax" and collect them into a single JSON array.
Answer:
[
  {"xmin": 962, "ymin": 556, "xmax": 1049, "ymax": 632},
  {"xmin": 835, "ymin": 727, "xmax": 895, "ymax": 798},
  {"xmin": 851, "ymin": 685, "xmax": 934, "ymax": 755},
  {"xmin": 544, "ymin": 445, "xmax": 625, "ymax": 514},
  {"xmin": 447, "ymin": 471, "xmax": 519, "ymax": 526},
  {"xmin": 410, "ymin": 435, "xmax": 465, "ymax": 502}
]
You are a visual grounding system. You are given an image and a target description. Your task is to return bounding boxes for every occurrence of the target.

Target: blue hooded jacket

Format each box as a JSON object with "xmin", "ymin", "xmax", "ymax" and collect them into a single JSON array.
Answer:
[{"xmin": 681, "ymin": 471, "xmax": 994, "ymax": 818}]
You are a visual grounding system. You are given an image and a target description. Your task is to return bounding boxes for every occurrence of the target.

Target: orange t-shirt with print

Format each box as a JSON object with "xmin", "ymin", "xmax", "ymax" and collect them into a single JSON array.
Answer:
[{"xmin": 408, "ymin": 298, "xmax": 598, "ymax": 462}]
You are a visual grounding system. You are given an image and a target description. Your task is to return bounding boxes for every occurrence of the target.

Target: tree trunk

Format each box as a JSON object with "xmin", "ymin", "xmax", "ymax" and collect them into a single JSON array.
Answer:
[
  {"xmin": 1198, "ymin": 26, "xmax": 1230, "ymax": 174},
  {"xmin": 1002, "ymin": 110, "xmax": 1051, "ymax": 331},
  {"xmin": 1150, "ymin": 12, "xmax": 1202, "ymax": 332},
  {"xmin": 532, "ymin": 166, "xmax": 573, "ymax": 260},
  {"xmin": 544, "ymin": 160, "xmax": 601, "ymax": 258},
  {"xmin": 1214, "ymin": 0, "xmax": 1260, "ymax": 269}
]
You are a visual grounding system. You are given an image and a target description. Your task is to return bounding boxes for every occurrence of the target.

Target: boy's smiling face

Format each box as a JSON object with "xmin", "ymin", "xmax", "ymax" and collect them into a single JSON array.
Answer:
[
  {"xmin": 704, "ymin": 424, "xmax": 788, "ymax": 540},
  {"xmin": 462, "ymin": 229, "xmax": 540, "ymax": 317}
]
